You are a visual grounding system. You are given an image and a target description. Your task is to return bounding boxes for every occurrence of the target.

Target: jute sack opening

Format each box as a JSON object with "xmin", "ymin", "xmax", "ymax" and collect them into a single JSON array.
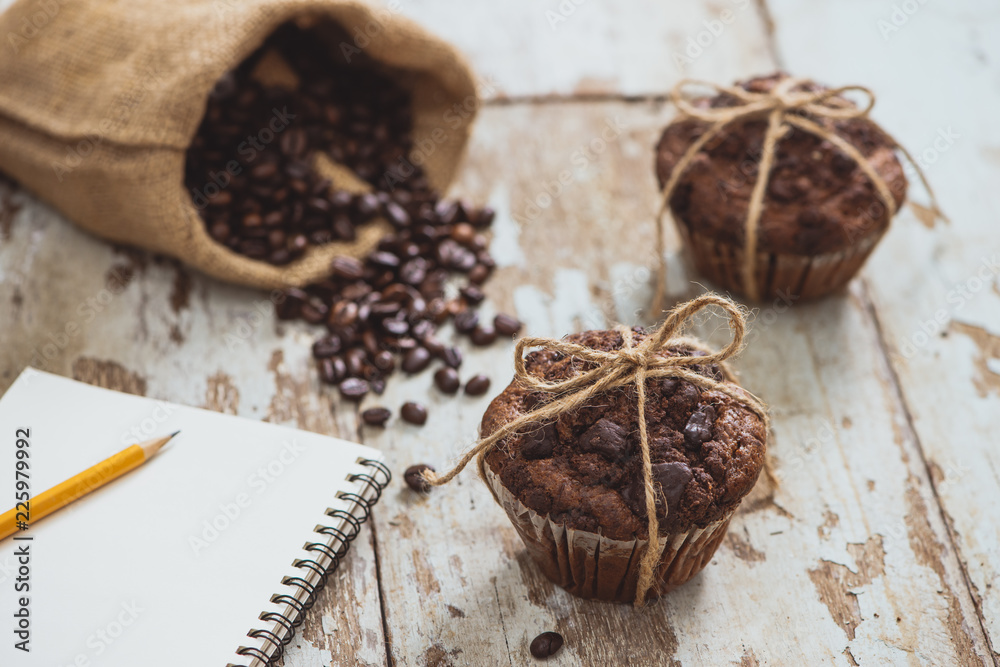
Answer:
[{"xmin": 0, "ymin": 0, "xmax": 479, "ymax": 288}]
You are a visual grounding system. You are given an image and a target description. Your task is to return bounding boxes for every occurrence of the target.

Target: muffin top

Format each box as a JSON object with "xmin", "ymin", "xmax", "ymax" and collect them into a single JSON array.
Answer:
[
  {"xmin": 482, "ymin": 328, "xmax": 766, "ymax": 540},
  {"xmin": 654, "ymin": 73, "xmax": 907, "ymax": 256}
]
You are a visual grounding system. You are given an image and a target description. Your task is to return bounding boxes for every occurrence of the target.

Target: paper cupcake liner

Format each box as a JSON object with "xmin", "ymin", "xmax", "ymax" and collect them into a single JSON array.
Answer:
[
  {"xmin": 485, "ymin": 466, "xmax": 733, "ymax": 603},
  {"xmin": 676, "ymin": 223, "xmax": 888, "ymax": 302}
]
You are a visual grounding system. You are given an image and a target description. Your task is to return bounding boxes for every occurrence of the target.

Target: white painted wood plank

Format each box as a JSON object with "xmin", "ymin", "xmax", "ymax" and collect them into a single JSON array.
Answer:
[
  {"xmin": 364, "ymin": 101, "xmax": 991, "ymax": 665},
  {"xmin": 765, "ymin": 0, "xmax": 1000, "ymax": 657},
  {"xmin": 0, "ymin": 186, "xmax": 382, "ymax": 666},
  {"xmin": 385, "ymin": 0, "xmax": 774, "ymax": 99}
]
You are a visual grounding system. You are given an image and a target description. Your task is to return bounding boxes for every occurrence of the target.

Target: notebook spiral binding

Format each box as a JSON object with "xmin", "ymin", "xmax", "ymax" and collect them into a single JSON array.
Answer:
[{"xmin": 232, "ymin": 458, "xmax": 390, "ymax": 667}]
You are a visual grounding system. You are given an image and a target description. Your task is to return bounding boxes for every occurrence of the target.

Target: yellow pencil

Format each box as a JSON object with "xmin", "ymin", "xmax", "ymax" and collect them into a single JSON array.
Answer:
[{"xmin": 0, "ymin": 431, "xmax": 179, "ymax": 540}]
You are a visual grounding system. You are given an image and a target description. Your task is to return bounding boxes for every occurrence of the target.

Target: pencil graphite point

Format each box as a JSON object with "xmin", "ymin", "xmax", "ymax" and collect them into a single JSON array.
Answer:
[{"xmin": 140, "ymin": 432, "xmax": 179, "ymax": 459}]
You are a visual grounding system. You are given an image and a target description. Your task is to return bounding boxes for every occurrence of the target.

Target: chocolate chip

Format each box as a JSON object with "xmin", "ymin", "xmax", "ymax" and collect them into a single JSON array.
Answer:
[
  {"xmin": 361, "ymin": 407, "xmax": 391, "ymax": 426},
  {"xmin": 464, "ymin": 374, "xmax": 491, "ymax": 396},
  {"xmin": 651, "ymin": 461, "xmax": 693, "ymax": 515},
  {"xmin": 529, "ymin": 631, "xmax": 564, "ymax": 659},
  {"xmin": 521, "ymin": 423, "xmax": 557, "ymax": 459},
  {"xmin": 493, "ymin": 313, "xmax": 522, "ymax": 336},
  {"xmin": 683, "ymin": 405, "xmax": 717, "ymax": 448},
  {"xmin": 404, "ymin": 464, "xmax": 434, "ymax": 492},
  {"xmin": 433, "ymin": 367, "xmax": 460, "ymax": 394},
  {"xmin": 400, "ymin": 401, "xmax": 428, "ymax": 425},
  {"xmin": 579, "ymin": 418, "xmax": 629, "ymax": 461}
]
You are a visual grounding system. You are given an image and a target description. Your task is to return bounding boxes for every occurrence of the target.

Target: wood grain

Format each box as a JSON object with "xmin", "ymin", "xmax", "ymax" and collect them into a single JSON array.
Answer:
[
  {"xmin": 0, "ymin": 0, "xmax": 996, "ymax": 665},
  {"xmin": 766, "ymin": 0, "xmax": 1000, "ymax": 658},
  {"xmin": 363, "ymin": 101, "xmax": 992, "ymax": 665}
]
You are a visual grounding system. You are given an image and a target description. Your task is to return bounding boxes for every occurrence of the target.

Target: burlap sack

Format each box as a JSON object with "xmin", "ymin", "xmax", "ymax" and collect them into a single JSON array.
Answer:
[{"xmin": 0, "ymin": 0, "xmax": 478, "ymax": 288}]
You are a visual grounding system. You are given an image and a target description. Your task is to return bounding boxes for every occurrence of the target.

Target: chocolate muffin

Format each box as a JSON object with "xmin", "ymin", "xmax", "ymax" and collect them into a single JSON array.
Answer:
[
  {"xmin": 655, "ymin": 73, "xmax": 908, "ymax": 301},
  {"xmin": 482, "ymin": 327, "xmax": 766, "ymax": 602}
]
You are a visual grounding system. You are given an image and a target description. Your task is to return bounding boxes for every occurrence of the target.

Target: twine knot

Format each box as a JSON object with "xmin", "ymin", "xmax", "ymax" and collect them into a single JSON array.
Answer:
[
  {"xmin": 423, "ymin": 294, "xmax": 769, "ymax": 605},
  {"xmin": 653, "ymin": 75, "xmax": 946, "ymax": 308}
]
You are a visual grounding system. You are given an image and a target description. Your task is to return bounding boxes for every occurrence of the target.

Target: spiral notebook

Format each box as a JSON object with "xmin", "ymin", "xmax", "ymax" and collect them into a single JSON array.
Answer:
[{"xmin": 0, "ymin": 368, "xmax": 389, "ymax": 667}]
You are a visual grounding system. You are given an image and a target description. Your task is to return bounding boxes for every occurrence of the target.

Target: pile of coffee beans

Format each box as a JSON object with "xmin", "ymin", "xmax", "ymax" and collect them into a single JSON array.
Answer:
[
  {"xmin": 185, "ymin": 23, "xmax": 421, "ymax": 264},
  {"xmin": 274, "ymin": 214, "xmax": 521, "ymax": 409},
  {"xmin": 188, "ymin": 23, "xmax": 524, "ymax": 423}
]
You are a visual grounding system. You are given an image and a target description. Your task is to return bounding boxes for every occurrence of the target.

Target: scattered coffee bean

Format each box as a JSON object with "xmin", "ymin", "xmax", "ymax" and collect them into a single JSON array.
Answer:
[
  {"xmin": 453, "ymin": 310, "xmax": 479, "ymax": 334},
  {"xmin": 470, "ymin": 325, "xmax": 497, "ymax": 346},
  {"xmin": 312, "ymin": 335, "xmax": 342, "ymax": 358},
  {"xmin": 529, "ymin": 632, "xmax": 564, "ymax": 659},
  {"xmin": 464, "ymin": 374, "xmax": 491, "ymax": 396},
  {"xmin": 400, "ymin": 401, "xmax": 428, "ymax": 425},
  {"xmin": 434, "ymin": 367, "xmax": 461, "ymax": 394},
  {"xmin": 683, "ymin": 405, "xmax": 717, "ymax": 448},
  {"xmin": 493, "ymin": 313, "xmax": 522, "ymax": 336},
  {"xmin": 338, "ymin": 378, "xmax": 369, "ymax": 401},
  {"xmin": 440, "ymin": 346, "xmax": 462, "ymax": 369},
  {"xmin": 361, "ymin": 407, "xmax": 392, "ymax": 426},
  {"xmin": 404, "ymin": 463, "xmax": 434, "ymax": 492},
  {"xmin": 402, "ymin": 346, "xmax": 432, "ymax": 374}
]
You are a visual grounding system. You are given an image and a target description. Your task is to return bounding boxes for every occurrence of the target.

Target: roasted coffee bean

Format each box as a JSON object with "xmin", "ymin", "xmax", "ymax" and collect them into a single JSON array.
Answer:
[
  {"xmin": 521, "ymin": 423, "xmax": 557, "ymax": 460},
  {"xmin": 338, "ymin": 378, "xmax": 369, "ymax": 401},
  {"xmin": 401, "ymin": 346, "xmax": 432, "ymax": 374},
  {"xmin": 404, "ymin": 463, "xmax": 434, "ymax": 492},
  {"xmin": 529, "ymin": 632, "xmax": 564, "ymax": 659},
  {"xmin": 440, "ymin": 346, "xmax": 462, "ymax": 369},
  {"xmin": 318, "ymin": 358, "xmax": 337, "ymax": 384},
  {"xmin": 312, "ymin": 336, "xmax": 342, "ymax": 358},
  {"xmin": 433, "ymin": 367, "xmax": 460, "ymax": 394},
  {"xmin": 330, "ymin": 256, "xmax": 364, "ymax": 281},
  {"xmin": 494, "ymin": 313, "xmax": 522, "ymax": 336},
  {"xmin": 683, "ymin": 405, "xmax": 717, "ymax": 448},
  {"xmin": 474, "ymin": 206, "xmax": 496, "ymax": 228},
  {"xmin": 470, "ymin": 325, "xmax": 497, "ymax": 346},
  {"xmin": 467, "ymin": 263, "xmax": 491, "ymax": 284},
  {"xmin": 361, "ymin": 406, "xmax": 392, "ymax": 426},
  {"xmin": 400, "ymin": 401, "xmax": 428, "ymax": 425},
  {"xmin": 384, "ymin": 201, "xmax": 410, "ymax": 227},
  {"xmin": 345, "ymin": 348, "xmax": 368, "ymax": 377},
  {"xmin": 453, "ymin": 310, "xmax": 479, "ymax": 334},
  {"xmin": 464, "ymin": 374, "xmax": 491, "ymax": 396},
  {"xmin": 373, "ymin": 350, "xmax": 395, "ymax": 372},
  {"xmin": 579, "ymin": 418, "xmax": 629, "ymax": 460},
  {"xmin": 460, "ymin": 285, "xmax": 485, "ymax": 304},
  {"xmin": 450, "ymin": 222, "xmax": 476, "ymax": 245}
]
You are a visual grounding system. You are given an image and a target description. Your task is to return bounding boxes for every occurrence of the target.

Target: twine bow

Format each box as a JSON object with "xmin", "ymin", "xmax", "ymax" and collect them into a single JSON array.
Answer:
[
  {"xmin": 652, "ymin": 76, "xmax": 947, "ymax": 309},
  {"xmin": 424, "ymin": 294, "xmax": 769, "ymax": 605}
]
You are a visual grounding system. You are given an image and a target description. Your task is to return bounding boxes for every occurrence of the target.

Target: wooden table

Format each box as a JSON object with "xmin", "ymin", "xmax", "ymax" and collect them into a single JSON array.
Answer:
[{"xmin": 1, "ymin": 1, "xmax": 997, "ymax": 664}]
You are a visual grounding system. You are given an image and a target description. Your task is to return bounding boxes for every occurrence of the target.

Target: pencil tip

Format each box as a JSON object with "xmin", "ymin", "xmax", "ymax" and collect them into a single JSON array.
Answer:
[{"xmin": 169, "ymin": 430, "xmax": 181, "ymax": 439}]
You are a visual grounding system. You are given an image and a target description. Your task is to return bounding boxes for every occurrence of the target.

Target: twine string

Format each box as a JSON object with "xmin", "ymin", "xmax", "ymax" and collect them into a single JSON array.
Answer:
[
  {"xmin": 423, "ymin": 294, "xmax": 769, "ymax": 605},
  {"xmin": 651, "ymin": 76, "xmax": 947, "ymax": 310}
]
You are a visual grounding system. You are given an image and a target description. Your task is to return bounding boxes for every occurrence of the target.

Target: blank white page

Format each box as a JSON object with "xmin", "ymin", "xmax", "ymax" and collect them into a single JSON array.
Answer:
[{"xmin": 0, "ymin": 369, "xmax": 384, "ymax": 667}]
